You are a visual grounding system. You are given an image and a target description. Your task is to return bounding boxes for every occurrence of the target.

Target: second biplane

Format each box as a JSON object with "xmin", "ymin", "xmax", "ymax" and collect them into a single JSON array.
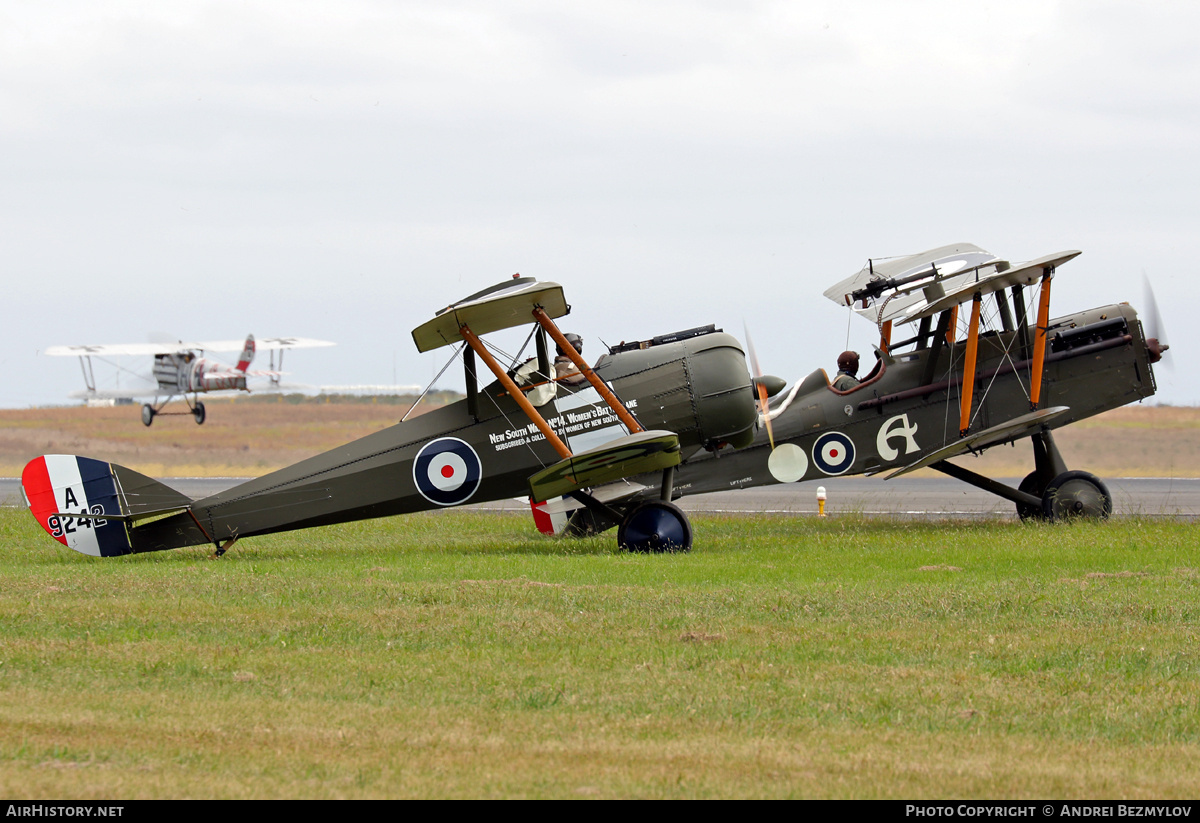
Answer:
[
  {"xmin": 46, "ymin": 335, "xmax": 335, "ymax": 425},
  {"xmin": 539, "ymin": 242, "xmax": 1166, "ymax": 534}
]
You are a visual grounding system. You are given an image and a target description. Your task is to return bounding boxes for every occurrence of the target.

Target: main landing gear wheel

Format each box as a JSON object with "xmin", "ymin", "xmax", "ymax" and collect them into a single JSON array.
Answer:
[
  {"xmin": 141, "ymin": 404, "xmax": 155, "ymax": 427},
  {"xmin": 1041, "ymin": 471, "xmax": 1112, "ymax": 521},
  {"xmin": 193, "ymin": 402, "xmax": 206, "ymax": 425},
  {"xmin": 1016, "ymin": 471, "xmax": 1048, "ymax": 521},
  {"xmin": 617, "ymin": 501, "xmax": 693, "ymax": 553}
]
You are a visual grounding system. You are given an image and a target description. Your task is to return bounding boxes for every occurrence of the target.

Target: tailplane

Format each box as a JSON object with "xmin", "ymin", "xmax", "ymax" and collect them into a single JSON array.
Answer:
[{"xmin": 21, "ymin": 456, "xmax": 194, "ymax": 557}]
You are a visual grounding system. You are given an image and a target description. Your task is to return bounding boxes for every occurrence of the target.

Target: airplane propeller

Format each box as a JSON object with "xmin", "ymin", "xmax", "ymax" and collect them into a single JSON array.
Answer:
[
  {"xmin": 743, "ymin": 324, "xmax": 806, "ymax": 483},
  {"xmin": 1142, "ymin": 274, "xmax": 1171, "ymax": 366},
  {"xmin": 743, "ymin": 323, "xmax": 775, "ymax": 450}
]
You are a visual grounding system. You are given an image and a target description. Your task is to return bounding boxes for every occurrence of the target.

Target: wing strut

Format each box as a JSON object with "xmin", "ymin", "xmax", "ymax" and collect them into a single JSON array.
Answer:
[
  {"xmin": 959, "ymin": 292, "xmax": 983, "ymax": 437},
  {"xmin": 531, "ymin": 307, "xmax": 645, "ymax": 435},
  {"xmin": 458, "ymin": 324, "xmax": 573, "ymax": 459},
  {"xmin": 78, "ymin": 355, "xmax": 97, "ymax": 395},
  {"xmin": 878, "ymin": 320, "xmax": 892, "ymax": 354},
  {"xmin": 1029, "ymin": 268, "xmax": 1054, "ymax": 410}
]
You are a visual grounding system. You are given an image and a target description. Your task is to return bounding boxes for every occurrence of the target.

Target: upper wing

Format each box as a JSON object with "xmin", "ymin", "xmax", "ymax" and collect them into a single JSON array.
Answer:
[
  {"xmin": 247, "ymin": 337, "xmax": 336, "ymax": 351},
  {"xmin": 170, "ymin": 336, "xmax": 335, "ymax": 352},
  {"xmin": 46, "ymin": 343, "xmax": 195, "ymax": 357},
  {"xmin": 411, "ymin": 277, "xmax": 568, "ymax": 352},
  {"xmin": 823, "ymin": 243, "xmax": 1003, "ymax": 326},
  {"xmin": 45, "ymin": 337, "xmax": 335, "ymax": 357},
  {"xmin": 906, "ymin": 250, "xmax": 1081, "ymax": 321},
  {"xmin": 823, "ymin": 243, "xmax": 1081, "ymax": 327}
]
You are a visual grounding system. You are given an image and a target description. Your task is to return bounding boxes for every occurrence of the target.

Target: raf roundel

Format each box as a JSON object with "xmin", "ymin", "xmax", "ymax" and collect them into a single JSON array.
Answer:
[
  {"xmin": 813, "ymin": 431, "xmax": 856, "ymax": 475},
  {"xmin": 413, "ymin": 437, "xmax": 483, "ymax": 506}
]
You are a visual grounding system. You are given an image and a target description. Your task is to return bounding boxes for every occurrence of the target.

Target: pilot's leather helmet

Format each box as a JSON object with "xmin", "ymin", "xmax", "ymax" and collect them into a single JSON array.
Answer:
[
  {"xmin": 837, "ymin": 350, "xmax": 859, "ymax": 374},
  {"xmin": 558, "ymin": 333, "xmax": 583, "ymax": 355}
]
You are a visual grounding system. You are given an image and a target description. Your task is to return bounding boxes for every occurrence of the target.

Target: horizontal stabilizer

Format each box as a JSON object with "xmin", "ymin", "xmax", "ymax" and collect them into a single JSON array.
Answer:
[
  {"xmin": 109, "ymin": 463, "xmax": 194, "ymax": 516},
  {"xmin": 21, "ymin": 456, "xmax": 193, "ymax": 557},
  {"xmin": 882, "ymin": 406, "xmax": 1072, "ymax": 479},
  {"xmin": 527, "ymin": 430, "xmax": 681, "ymax": 504}
]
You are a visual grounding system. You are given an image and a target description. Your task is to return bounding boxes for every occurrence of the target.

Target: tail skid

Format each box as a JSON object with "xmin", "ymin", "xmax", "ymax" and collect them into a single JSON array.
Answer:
[{"xmin": 21, "ymin": 456, "xmax": 194, "ymax": 557}]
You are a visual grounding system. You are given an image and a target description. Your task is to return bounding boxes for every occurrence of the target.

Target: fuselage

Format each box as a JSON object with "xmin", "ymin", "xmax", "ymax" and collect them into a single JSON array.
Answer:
[{"xmin": 153, "ymin": 352, "xmax": 248, "ymax": 394}]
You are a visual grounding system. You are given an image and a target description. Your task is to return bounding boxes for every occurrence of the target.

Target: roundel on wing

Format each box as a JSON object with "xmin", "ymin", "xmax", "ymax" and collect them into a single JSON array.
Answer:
[
  {"xmin": 413, "ymin": 437, "xmax": 483, "ymax": 506},
  {"xmin": 812, "ymin": 431, "xmax": 856, "ymax": 476}
]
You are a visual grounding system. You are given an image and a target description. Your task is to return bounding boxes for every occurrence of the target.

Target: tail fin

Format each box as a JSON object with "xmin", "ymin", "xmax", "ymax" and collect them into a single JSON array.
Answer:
[
  {"xmin": 235, "ymin": 334, "xmax": 256, "ymax": 372},
  {"xmin": 21, "ymin": 456, "xmax": 193, "ymax": 557}
]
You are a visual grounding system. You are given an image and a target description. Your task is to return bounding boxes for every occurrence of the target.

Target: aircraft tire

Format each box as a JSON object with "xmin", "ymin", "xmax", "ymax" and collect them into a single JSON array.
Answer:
[
  {"xmin": 141, "ymin": 404, "xmax": 155, "ymax": 427},
  {"xmin": 617, "ymin": 501, "xmax": 693, "ymax": 553},
  {"xmin": 193, "ymin": 402, "xmax": 206, "ymax": 425},
  {"xmin": 1016, "ymin": 471, "xmax": 1048, "ymax": 521},
  {"xmin": 1041, "ymin": 471, "xmax": 1112, "ymax": 521}
]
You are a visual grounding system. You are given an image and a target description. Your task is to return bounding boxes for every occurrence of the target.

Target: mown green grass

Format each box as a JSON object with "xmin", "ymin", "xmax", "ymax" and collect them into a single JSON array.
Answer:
[{"xmin": 0, "ymin": 508, "xmax": 1197, "ymax": 799}]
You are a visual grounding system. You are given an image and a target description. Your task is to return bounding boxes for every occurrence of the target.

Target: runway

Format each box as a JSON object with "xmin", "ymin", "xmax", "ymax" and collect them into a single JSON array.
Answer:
[{"xmin": 3, "ymin": 476, "xmax": 1198, "ymax": 519}]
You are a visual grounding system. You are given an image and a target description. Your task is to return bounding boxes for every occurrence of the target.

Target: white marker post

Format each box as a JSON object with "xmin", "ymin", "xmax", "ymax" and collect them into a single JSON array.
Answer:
[{"xmin": 817, "ymin": 486, "xmax": 827, "ymax": 518}]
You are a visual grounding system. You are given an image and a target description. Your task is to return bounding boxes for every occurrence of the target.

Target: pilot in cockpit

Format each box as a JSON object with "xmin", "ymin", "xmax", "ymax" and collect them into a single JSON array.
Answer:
[
  {"xmin": 832, "ymin": 350, "xmax": 860, "ymax": 391},
  {"xmin": 555, "ymin": 333, "xmax": 588, "ymax": 386}
]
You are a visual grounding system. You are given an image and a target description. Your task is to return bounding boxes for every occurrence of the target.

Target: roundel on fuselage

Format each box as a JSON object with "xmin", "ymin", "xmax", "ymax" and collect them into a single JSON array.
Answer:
[
  {"xmin": 413, "ymin": 437, "xmax": 483, "ymax": 506},
  {"xmin": 813, "ymin": 432, "xmax": 856, "ymax": 476}
]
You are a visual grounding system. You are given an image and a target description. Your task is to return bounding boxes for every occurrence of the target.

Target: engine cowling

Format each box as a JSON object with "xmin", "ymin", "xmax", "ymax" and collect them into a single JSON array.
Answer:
[{"xmin": 596, "ymin": 330, "xmax": 757, "ymax": 452}]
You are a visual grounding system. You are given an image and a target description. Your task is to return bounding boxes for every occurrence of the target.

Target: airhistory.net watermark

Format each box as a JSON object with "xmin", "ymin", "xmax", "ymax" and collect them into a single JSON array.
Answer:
[{"xmin": 6, "ymin": 807, "xmax": 123, "ymax": 818}]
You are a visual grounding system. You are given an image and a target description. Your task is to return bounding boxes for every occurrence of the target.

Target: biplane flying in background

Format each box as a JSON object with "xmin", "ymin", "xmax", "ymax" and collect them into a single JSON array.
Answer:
[
  {"xmin": 46, "ymin": 335, "xmax": 335, "ymax": 425},
  {"xmin": 20, "ymin": 244, "xmax": 1167, "ymax": 558}
]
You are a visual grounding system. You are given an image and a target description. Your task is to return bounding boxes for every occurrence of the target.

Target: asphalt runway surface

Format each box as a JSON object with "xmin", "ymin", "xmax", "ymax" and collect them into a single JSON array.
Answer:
[{"xmin": 3, "ymin": 476, "xmax": 1198, "ymax": 519}]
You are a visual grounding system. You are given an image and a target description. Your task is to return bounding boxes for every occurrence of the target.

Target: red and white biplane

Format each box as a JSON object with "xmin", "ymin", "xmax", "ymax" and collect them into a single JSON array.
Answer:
[{"xmin": 46, "ymin": 335, "xmax": 335, "ymax": 425}]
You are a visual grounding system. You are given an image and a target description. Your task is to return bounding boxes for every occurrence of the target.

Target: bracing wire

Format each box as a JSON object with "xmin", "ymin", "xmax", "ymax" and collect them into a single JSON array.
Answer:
[
  {"xmin": 401, "ymin": 342, "xmax": 467, "ymax": 422},
  {"xmin": 508, "ymin": 325, "xmax": 538, "ymax": 372}
]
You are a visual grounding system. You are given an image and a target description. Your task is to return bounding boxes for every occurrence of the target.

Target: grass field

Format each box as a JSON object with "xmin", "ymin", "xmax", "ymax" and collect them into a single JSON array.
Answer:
[{"xmin": 1, "ymin": 508, "xmax": 1198, "ymax": 799}]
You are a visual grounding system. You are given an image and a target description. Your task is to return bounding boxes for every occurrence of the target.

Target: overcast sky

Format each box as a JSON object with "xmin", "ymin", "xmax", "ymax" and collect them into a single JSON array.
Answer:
[{"xmin": 2, "ymin": 1, "xmax": 1195, "ymax": 409}]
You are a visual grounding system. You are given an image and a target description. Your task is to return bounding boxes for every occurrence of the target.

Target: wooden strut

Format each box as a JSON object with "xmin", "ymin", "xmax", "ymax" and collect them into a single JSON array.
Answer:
[
  {"xmin": 458, "ymin": 324, "xmax": 573, "ymax": 460},
  {"xmin": 879, "ymin": 320, "xmax": 892, "ymax": 354},
  {"xmin": 1028, "ymin": 268, "xmax": 1053, "ymax": 410},
  {"xmin": 958, "ymin": 292, "xmax": 983, "ymax": 437},
  {"xmin": 531, "ymin": 307, "xmax": 645, "ymax": 435}
]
